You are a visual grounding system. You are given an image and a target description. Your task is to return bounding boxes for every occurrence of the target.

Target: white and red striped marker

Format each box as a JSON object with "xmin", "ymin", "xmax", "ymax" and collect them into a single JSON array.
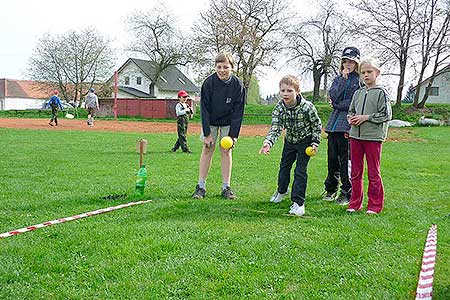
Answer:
[
  {"xmin": 415, "ymin": 224, "xmax": 437, "ymax": 300},
  {"xmin": 0, "ymin": 200, "xmax": 152, "ymax": 239}
]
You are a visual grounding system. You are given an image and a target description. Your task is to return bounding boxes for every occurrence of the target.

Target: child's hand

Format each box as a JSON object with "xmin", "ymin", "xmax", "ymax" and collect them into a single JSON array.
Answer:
[
  {"xmin": 327, "ymin": 97, "xmax": 333, "ymax": 108},
  {"xmin": 349, "ymin": 115, "xmax": 369, "ymax": 126},
  {"xmin": 203, "ymin": 135, "xmax": 213, "ymax": 148},
  {"xmin": 342, "ymin": 68, "xmax": 350, "ymax": 79},
  {"xmin": 259, "ymin": 143, "xmax": 271, "ymax": 155}
]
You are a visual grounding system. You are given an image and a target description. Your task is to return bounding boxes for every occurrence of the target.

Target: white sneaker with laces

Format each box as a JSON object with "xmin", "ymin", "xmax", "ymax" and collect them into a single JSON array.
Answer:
[
  {"xmin": 289, "ymin": 202, "xmax": 305, "ymax": 216},
  {"xmin": 269, "ymin": 189, "xmax": 289, "ymax": 203}
]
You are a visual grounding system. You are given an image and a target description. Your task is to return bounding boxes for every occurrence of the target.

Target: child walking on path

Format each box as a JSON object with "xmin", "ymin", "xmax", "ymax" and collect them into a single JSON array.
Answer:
[
  {"xmin": 46, "ymin": 90, "xmax": 64, "ymax": 126},
  {"xmin": 347, "ymin": 58, "xmax": 392, "ymax": 214},
  {"xmin": 85, "ymin": 88, "xmax": 99, "ymax": 127},
  {"xmin": 191, "ymin": 52, "xmax": 246, "ymax": 200},
  {"xmin": 259, "ymin": 75, "xmax": 322, "ymax": 216},
  {"xmin": 172, "ymin": 90, "xmax": 193, "ymax": 153},
  {"xmin": 323, "ymin": 47, "xmax": 361, "ymax": 205}
]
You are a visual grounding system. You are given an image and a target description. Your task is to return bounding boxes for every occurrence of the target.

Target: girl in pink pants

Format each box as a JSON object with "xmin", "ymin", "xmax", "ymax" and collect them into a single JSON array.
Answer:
[{"xmin": 346, "ymin": 58, "xmax": 392, "ymax": 214}]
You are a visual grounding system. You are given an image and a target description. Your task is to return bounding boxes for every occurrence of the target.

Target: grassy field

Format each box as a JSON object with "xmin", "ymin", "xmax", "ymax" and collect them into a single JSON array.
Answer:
[{"xmin": 0, "ymin": 127, "xmax": 449, "ymax": 299}]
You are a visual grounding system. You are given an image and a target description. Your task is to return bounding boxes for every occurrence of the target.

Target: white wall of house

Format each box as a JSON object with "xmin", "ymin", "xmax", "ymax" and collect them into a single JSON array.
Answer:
[
  {"xmin": 416, "ymin": 71, "xmax": 450, "ymax": 104},
  {"xmin": 119, "ymin": 63, "xmax": 153, "ymax": 95},
  {"xmin": 2, "ymin": 98, "xmax": 46, "ymax": 110},
  {"xmin": 157, "ymin": 90, "xmax": 178, "ymax": 99}
]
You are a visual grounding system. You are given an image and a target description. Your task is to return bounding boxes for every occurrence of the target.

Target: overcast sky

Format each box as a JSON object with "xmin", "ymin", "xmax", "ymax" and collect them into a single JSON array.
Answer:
[{"xmin": 1, "ymin": 0, "xmax": 317, "ymax": 96}]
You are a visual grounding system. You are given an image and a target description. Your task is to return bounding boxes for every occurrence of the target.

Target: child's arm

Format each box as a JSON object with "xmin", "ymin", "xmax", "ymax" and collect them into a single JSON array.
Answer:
[
  {"xmin": 308, "ymin": 104, "xmax": 322, "ymax": 148},
  {"xmin": 328, "ymin": 76, "xmax": 346, "ymax": 103},
  {"xmin": 229, "ymin": 84, "xmax": 246, "ymax": 139},
  {"xmin": 347, "ymin": 92, "xmax": 358, "ymax": 119},
  {"xmin": 368, "ymin": 90, "xmax": 392, "ymax": 123},
  {"xmin": 259, "ymin": 104, "xmax": 283, "ymax": 154},
  {"xmin": 200, "ymin": 82, "xmax": 212, "ymax": 137},
  {"xmin": 57, "ymin": 97, "xmax": 64, "ymax": 111}
]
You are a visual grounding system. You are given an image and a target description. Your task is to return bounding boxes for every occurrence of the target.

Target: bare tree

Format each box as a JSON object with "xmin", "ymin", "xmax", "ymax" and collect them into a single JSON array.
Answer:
[
  {"xmin": 351, "ymin": 0, "xmax": 418, "ymax": 107},
  {"xmin": 192, "ymin": 0, "xmax": 292, "ymax": 91},
  {"xmin": 126, "ymin": 4, "xmax": 190, "ymax": 95},
  {"xmin": 285, "ymin": 2, "xmax": 349, "ymax": 101},
  {"xmin": 28, "ymin": 27, "xmax": 114, "ymax": 103},
  {"xmin": 412, "ymin": 0, "xmax": 450, "ymax": 108}
]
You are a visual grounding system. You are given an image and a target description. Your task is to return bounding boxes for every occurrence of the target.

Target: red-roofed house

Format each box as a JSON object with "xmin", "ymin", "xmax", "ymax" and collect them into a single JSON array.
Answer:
[{"xmin": 0, "ymin": 79, "xmax": 56, "ymax": 110}]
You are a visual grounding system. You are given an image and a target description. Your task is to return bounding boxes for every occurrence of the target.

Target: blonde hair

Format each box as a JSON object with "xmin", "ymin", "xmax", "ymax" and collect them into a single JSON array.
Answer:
[
  {"xmin": 215, "ymin": 51, "xmax": 235, "ymax": 69},
  {"xmin": 359, "ymin": 58, "xmax": 381, "ymax": 74},
  {"xmin": 279, "ymin": 75, "xmax": 300, "ymax": 92}
]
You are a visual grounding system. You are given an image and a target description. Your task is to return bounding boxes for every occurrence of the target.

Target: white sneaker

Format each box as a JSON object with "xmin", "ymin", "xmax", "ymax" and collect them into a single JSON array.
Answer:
[
  {"xmin": 289, "ymin": 202, "xmax": 305, "ymax": 216},
  {"xmin": 269, "ymin": 189, "xmax": 289, "ymax": 203}
]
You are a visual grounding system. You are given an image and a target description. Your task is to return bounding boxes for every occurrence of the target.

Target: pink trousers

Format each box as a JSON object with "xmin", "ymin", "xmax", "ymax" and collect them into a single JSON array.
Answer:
[{"xmin": 348, "ymin": 139, "xmax": 384, "ymax": 213}]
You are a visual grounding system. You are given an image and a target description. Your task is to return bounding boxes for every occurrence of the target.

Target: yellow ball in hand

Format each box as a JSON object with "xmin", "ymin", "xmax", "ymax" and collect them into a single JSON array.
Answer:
[
  {"xmin": 305, "ymin": 146, "xmax": 316, "ymax": 157},
  {"xmin": 220, "ymin": 136, "xmax": 234, "ymax": 150}
]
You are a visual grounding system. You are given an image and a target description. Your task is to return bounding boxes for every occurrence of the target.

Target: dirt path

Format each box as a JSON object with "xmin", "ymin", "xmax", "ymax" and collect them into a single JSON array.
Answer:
[{"xmin": 0, "ymin": 118, "xmax": 270, "ymax": 137}]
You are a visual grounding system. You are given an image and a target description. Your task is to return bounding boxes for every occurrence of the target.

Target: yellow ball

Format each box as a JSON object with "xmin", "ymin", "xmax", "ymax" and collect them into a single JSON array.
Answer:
[
  {"xmin": 305, "ymin": 146, "xmax": 316, "ymax": 157},
  {"xmin": 220, "ymin": 136, "xmax": 234, "ymax": 150}
]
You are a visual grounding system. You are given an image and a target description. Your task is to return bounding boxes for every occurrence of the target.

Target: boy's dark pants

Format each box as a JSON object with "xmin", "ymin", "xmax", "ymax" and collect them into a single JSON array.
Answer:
[
  {"xmin": 173, "ymin": 116, "xmax": 189, "ymax": 151},
  {"xmin": 50, "ymin": 106, "xmax": 58, "ymax": 124},
  {"xmin": 324, "ymin": 132, "xmax": 351, "ymax": 195},
  {"xmin": 277, "ymin": 139, "xmax": 311, "ymax": 206}
]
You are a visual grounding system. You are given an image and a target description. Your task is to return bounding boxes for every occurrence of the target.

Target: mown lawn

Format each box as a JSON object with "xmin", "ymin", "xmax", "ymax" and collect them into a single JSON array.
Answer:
[{"xmin": 0, "ymin": 127, "xmax": 449, "ymax": 299}]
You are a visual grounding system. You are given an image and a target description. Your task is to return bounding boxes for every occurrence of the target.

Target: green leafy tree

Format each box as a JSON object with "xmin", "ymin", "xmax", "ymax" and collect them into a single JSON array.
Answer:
[{"xmin": 247, "ymin": 75, "xmax": 261, "ymax": 104}]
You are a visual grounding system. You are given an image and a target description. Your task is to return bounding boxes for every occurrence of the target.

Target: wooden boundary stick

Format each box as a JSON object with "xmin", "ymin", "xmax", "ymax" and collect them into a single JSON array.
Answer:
[{"xmin": 139, "ymin": 139, "xmax": 144, "ymax": 167}]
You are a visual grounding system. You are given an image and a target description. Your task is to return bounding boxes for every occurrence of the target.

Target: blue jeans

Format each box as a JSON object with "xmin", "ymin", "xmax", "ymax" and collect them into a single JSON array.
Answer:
[{"xmin": 277, "ymin": 138, "xmax": 311, "ymax": 206}]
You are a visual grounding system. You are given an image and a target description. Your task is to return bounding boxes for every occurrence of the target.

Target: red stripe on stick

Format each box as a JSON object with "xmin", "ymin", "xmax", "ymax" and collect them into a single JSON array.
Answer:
[
  {"xmin": 418, "ymin": 282, "xmax": 433, "ymax": 289},
  {"xmin": 421, "ymin": 267, "xmax": 434, "ymax": 273},
  {"xmin": 420, "ymin": 274, "xmax": 434, "ymax": 280},
  {"xmin": 416, "ymin": 292, "xmax": 433, "ymax": 299}
]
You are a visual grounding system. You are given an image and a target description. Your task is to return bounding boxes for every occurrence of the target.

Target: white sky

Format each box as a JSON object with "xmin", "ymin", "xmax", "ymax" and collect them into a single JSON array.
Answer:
[{"xmin": 0, "ymin": 0, "xmax": 316, "ymax": 97}]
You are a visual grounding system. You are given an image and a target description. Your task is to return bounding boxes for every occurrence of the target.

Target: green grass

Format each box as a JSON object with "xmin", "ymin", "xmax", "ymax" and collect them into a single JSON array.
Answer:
[
  {"xmin": 0, "ymin": 127, "xmax": 449, "ymax": 299},
  {"xmin": 4, "ymin": 103, "xmax": 449, "ymax": 126}
]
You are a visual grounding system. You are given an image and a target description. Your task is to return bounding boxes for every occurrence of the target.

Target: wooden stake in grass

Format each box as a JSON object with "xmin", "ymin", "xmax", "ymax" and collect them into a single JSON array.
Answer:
[
  {"xmin": 139, "ymin": 139, "xmax": 144, "ymax": 167},
  {"xmin": 137, "ymin": 138, "xmax": 147, "ymax": 167}
]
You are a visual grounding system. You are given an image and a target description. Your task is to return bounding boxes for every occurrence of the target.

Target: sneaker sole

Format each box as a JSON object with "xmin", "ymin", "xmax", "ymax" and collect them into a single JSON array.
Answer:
[
  {"xmin": 283, "ymin": 213, "xmax": 314, "ymax": 219},
  {"xmin": 323, "ymin": 198, "xmax": 335, "ymax": 202}
]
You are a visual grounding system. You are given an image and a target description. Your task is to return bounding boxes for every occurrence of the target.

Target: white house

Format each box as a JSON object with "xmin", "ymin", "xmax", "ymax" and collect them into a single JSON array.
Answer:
[
  {"xmin": 413, "ymin": 64, "xmax": 450, "ymax": 104},
  {"xmin": 0, "ymin": 79, "xmax": 54, "ymax": 110},
  {"xmin": 110, "ymin": 58, "xmax": 199, "ymax": 99}
]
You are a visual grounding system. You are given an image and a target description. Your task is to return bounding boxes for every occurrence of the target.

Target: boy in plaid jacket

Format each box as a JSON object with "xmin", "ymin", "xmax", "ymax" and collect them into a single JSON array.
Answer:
[{"xmin": 260, "ymin": 75, "xmax": 322, "ymax": 216}]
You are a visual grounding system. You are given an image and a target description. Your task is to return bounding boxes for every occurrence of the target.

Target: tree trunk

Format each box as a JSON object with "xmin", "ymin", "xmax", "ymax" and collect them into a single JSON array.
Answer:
[
  {"xmin": 395, "ymin": 60, "xmax": 407, "ymax": 108},
  {"xmin": 313, "ymin": 70, "xmax": 321, "ymax": 102},
  {"xmin": 412, "ymin": 74, "xmax": 425, "ymax": 108},
  {"xmin": 417, "ymin": 82, "xmax": 433, "ymax": 108}
]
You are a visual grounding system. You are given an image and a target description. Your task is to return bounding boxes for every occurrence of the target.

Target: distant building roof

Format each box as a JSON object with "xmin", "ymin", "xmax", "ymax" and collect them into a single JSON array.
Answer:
[
  {"xmin": 118, "ymin": 86, "xmax": 153, "ymax": 98},
  {"xmin": 115, "ymin": 58, "xmax": 200, "ymax": 94},
  {"xmin": 0, "ymin": 79, "xmax": 55, "ymax": 99},
  {"xmin": 413, "ymin": 64, "xmax": 450, "ymax": 90}
]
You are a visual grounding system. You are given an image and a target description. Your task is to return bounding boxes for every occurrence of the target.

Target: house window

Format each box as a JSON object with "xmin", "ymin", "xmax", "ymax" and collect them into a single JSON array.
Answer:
[
  {"xmin": 137, "ymin": 77, "xmax": 142, "ymax": 85},
  {"xmin": 429, "ymin": 87, "xmax": 439, "ymax": 96},
  {"xmin": 178, "ymin": 77, "xmax": 186, "ymax": 84},
  {"xmin": 125, "ymin": 76, "xmax": 130, "ymax": 85}
]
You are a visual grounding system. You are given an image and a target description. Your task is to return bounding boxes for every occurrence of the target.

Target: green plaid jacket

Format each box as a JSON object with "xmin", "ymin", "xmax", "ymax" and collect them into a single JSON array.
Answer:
[{"xmin": 264, "ymin": 96, "xmax": 322, "ymax": 147}]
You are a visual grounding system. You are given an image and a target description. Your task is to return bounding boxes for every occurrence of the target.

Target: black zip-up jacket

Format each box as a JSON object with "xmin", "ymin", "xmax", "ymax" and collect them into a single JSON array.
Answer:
[{"xmin": 200, "ymin": 73, "xmax": 246, "ymax": 138}]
